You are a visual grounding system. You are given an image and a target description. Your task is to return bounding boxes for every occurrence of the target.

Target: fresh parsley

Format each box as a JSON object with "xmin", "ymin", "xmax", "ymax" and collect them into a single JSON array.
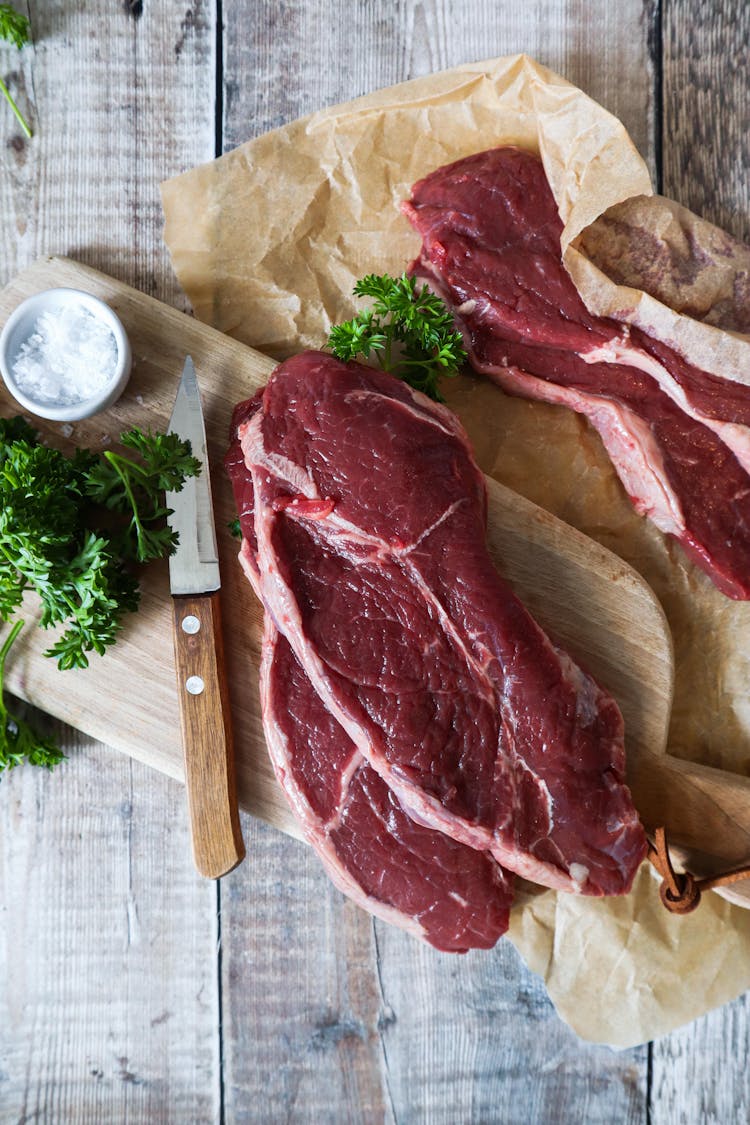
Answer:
[
  {"xmin": 328, "ymin": 273, "xmax": 466, "ymax": 402},
  {"xmin": 0, "ymin": 619, "xmax": 65, "ymax": 773},
  {"xmin": 0, "ymin": 417, "xmax": 200, "ymax": 771},
  {"xmin": 0, "ymin": 4, "xmax": 32, "ymax": 139},
  {"xmin": 85, "ymin": 429, "xmax": 201, "ymax": 563},
  {"xmin": 0, "ymin": 2, "xmax": 28, "ymax": 47}
]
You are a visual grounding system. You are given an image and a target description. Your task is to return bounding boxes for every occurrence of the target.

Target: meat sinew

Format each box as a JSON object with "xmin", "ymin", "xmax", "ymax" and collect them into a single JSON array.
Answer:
[
  {"xmin": 229, "ymin": 352, "xmax": 647, "ymax": 899},
  {"xmin": 263, "ymin": 623, "xmax": 514, "ymax": 952},
  {"xmin": 402, "ymin": 146, "xmax": 750, "ymax": 600},
  {"xmin": 226, "ymin": 399, "xmax": 514, "ymax": 953}
]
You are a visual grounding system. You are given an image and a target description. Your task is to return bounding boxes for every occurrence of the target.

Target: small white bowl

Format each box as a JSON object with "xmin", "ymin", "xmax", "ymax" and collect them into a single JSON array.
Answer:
[{"xmin": 0, "ymin": 287, "xmax": 132, "ymax": 422}]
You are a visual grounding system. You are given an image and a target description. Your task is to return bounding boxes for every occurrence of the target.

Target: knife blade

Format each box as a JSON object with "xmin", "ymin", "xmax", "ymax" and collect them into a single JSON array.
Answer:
[{"xmin": 166, "ymin": 356, "xmax": 245, "ymax": 879}]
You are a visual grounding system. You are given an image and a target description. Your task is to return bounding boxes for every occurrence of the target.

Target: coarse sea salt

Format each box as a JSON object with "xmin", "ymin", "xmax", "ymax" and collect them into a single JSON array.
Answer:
[{"xmin": 12, "ymin": 304, "xmax": 119, "ymax": 406}]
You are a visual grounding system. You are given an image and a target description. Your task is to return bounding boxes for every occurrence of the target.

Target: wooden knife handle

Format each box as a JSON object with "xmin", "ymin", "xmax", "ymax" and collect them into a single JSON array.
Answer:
[{"xmin": 171, "ymin": 592, "xmax": 246, "ymax": 879}]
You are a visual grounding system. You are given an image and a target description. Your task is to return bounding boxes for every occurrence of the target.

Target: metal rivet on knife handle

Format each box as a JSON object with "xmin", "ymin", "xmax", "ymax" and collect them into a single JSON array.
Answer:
[
  {"xmin": 181, "ymin": 615, "xmax": 201, "ymax": 634},
  {"xmin": 171, "ymin": 591, "xmax": 245, "ymax": 879}
]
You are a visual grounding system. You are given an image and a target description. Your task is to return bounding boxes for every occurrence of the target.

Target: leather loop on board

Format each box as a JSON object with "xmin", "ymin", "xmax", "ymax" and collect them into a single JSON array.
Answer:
[{"xmin": 649, "ymin": 827, "xmax": 750, "ymax": 914}]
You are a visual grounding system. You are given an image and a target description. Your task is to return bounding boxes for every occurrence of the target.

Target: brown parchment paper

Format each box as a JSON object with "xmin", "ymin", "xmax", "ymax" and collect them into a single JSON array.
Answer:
[
  {"xmin": 579, "ymin": 194, "xmax": 750, "ymax": 337},
  {"xmin": 161, "ymin": 54, "xmax": 750, "ymax": 1048}
]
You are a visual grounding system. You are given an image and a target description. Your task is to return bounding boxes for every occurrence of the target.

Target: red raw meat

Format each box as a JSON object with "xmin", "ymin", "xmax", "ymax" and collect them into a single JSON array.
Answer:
[
  {"xmin": 231, "ymin": 353, "xmax": 646, "ymax": 898},
  {"xmin": 262, "ymin": 622, "xmax": 514, "ymax": 952},
  {"xmin": 403, "ymin": 146, "xmax": 750, "ymax": 599},
  {"xmin": 226, "ymin": 395, "xmax": 514, "ymax": 952}
]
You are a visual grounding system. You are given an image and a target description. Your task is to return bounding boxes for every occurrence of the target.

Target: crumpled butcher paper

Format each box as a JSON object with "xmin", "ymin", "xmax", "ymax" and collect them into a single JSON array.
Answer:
[{"xmin": 161, "ymin": 54, "xmax": 750, "ymax": 1048}]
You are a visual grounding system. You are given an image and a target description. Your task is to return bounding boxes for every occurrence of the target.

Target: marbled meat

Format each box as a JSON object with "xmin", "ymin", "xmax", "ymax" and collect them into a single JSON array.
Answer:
[
  {"xmin": 227, "ymin": 353, "xmax": 646, "ymax": 924},
  {"xmin": 403, "ymin": 146, "xmax": 750, "ymax": 599},
  {"xmin": 226, "ymin": 395, "xmax": 513, "ymax": 952}
]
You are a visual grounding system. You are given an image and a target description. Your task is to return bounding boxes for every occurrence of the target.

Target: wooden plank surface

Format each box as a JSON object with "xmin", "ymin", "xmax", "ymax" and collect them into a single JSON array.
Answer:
[
  {"xmin": 651, "ymin": 2, "xmax": 750, "ymax": 1119},
  {"xmin": 220, "ymin": 2, "xmax": 659, "ymax": 1122},
  {"xmin": 662, "ymin": 0, "xmax": 750, "ymax": 241},
  {"xmin": 0, "ymin": 732, "xmax": 221, "ymax": 1121},
  {"xmin": 1, "ymin": 0, "xmax": 750, "ymax": 1122},
  {"xmin": 0, "ymin": 2, "xmax": 223, "ymax": 1120},
  {"xmin": 223, "ymin": 820, "xmax": 650, "ymax": 1124}
]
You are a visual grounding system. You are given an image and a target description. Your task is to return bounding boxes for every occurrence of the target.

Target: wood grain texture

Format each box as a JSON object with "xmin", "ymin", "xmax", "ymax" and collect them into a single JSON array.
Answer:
[
  {"xmin": 651, "ymin": 993, "xmax": 750, "ymax": 1124},
  {"xmin": 650, "ymin": 2, "xmax": 750, "ymax": 1117},
  {"xmin": 0, "ymin": 1, "xmax": 216, "ymax": 303},
  {"xmin": 222, "ymin": 819, "xmax": 392, "ymax": 1123},
  {"xmin": 662, "ymin": 0, "xmax": 750, "ymax": 242},
  {"xmin": 222, "ymin": 821, "xmax": 650, "ymax": 1124},
  {"xmin": 222, "ymin": 0, "xmax": 657, "ymax": 176},
  {"xmin": 218, "ymin": 2, "xmax": 662, "ymax": 1122},
  {"xmin": 0, "ymin": 730, "xmax": 220, "ymax": 1121},
  {"xmin": 172, "ymin": 592, "xmax": 245, "ymax": 879},
  {"xmin": 372, "ymin": 921, "xmax": 647, "ymax": 1124},
  {"xmin": 0, "ymin": 2, "xmax": 222, "ymax": 1120},
  {"xmin": 2, "ymin": 0, "xmax": 750, "ymax": 1120}
]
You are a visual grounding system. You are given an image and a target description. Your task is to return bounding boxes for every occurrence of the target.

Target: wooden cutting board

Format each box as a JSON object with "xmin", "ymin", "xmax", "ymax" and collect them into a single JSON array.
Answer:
[{"xmin": 2, "ymin": 257, "xmax": 749, "ymax": 902}]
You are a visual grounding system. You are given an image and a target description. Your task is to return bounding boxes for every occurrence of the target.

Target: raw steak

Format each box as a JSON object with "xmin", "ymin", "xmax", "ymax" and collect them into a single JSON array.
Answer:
[
  {"xmin": 262, "ymin": 624, "xmax": 513, "ymax": 952},
  {"xmin": 232, "ymin": 352, "xmax": 647, "ymax": 897},
  {"xmin": 402, "ymin": 146, "xmax": 750, "ymax": 599},
  {"xmin": 226, "ymin": 400, "xmax": 513, "ymax": 952}
]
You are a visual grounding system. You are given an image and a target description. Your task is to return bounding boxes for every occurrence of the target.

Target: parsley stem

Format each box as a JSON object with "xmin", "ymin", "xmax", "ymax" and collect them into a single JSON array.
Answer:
[
  {"xmin": 103, "ymin": 450, "xmax": 150, "ymax": 479},
  {"xmin": 0, "ymin": 75, "xmax": 31, "ymax": 138},
  {"xmin": 0, "ymin": 618, "xmax": 23, "ymax": 666},
  {"xmin": 102, "ymin": 451, "xmax": 148, "ymax": 557},
  {"xmin": 0, "ymin": 618, "xmax": 24, "ymax": 727},
  {"xmin": 397, "ymin": 358, "xmax": 446, "ymax": 371}
]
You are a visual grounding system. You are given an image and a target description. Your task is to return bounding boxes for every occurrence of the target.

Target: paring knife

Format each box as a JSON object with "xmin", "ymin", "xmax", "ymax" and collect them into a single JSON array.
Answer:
[{"xmin": 165, "ymin": 356, "xmax": 246, "ymax": 879}]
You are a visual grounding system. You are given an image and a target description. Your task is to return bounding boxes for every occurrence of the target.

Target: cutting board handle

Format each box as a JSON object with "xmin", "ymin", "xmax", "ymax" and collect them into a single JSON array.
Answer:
[{"xmin": 630, "ymin": 750, "xmax": 750, "ymax": 905}]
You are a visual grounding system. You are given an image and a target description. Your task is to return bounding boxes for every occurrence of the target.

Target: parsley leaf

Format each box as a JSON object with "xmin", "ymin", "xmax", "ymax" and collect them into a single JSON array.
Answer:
[
  {"xmin": 0, "ymin": 3, "xmax": 28, "ymax": 48},
  {"xmin": 0, "ymin": 4, "xmax": 32, "ymax": 138},
  {"xmin": 85, "ymin": 429, "xmax": 201, "ymax": 563},
  {"xmin": 328, "ymin": 273, "xmax": 466, "ymax": 402},
  {"xmin": 0, "ymin": 417, "xmax": 201, "ymax": 769},
  {"xmin": 0, "ymin": 620, "xmax": 65, "ymax": 773}
]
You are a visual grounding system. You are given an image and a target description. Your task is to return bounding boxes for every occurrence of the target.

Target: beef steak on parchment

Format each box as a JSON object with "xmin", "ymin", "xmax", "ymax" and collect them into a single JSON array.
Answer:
[
  {"xmin": 228, "ymin": 353, "xmax": 646, "ymax": 910},
  {"xmin": 226, "ymin": 397, "xmax": 512, "ymax": 953},
  {"xmin": 403, "ymin": 146, "xmax": 750, "ymax": 600}
]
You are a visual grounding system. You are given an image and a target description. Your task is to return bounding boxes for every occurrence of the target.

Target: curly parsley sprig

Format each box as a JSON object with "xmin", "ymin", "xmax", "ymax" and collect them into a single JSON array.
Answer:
[
  {"xmin": 0, "ymin": 619, "xmax": 64, "ymax": 773},
  {"xmin": 0, "ymin": 4, "xmax": 32, "ymax": 139},
  {"xmin": 0, "ymin": 417, "xmax": 200, "ymax": 771},
  {"xmin": 328, "ymin": 273, "xmax": 466, "ymax": 402},
  {"xmin": 85, "ymin": 428, "xmax": 201, "ymax": 563}
]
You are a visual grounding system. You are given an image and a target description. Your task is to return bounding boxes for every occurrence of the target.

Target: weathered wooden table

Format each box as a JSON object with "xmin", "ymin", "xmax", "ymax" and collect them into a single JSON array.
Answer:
[{"xmin": 1, "ymin": 2, "xmax": 749, "ymax": 1121}]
